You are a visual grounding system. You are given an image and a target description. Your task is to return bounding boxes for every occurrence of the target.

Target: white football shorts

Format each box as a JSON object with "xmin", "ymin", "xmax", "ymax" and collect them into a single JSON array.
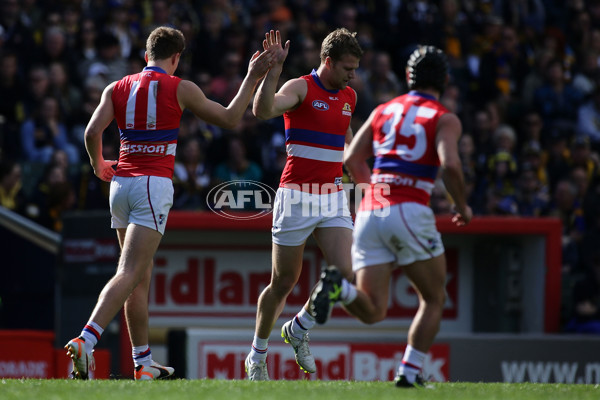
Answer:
[
  {"xmin": 352, "ymin": 202, "xmax": 444, "ymax": 271},
  {"xmin": 109, "ymin": 175, "xmax": 174, "ymax": 235},
  {"xmin": 272, "ymin": 187, "xmax": 354, "ymax": 246}
]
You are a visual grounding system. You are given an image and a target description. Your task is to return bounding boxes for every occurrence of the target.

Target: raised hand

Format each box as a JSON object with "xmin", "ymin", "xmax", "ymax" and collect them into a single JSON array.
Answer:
[
  {"xmin": 263, "ymin": 30, "xmax": 290, "ymax": 66},
  {"xmin": 247, "ymin": 48, "xmax": 274, "ymax": 80}
]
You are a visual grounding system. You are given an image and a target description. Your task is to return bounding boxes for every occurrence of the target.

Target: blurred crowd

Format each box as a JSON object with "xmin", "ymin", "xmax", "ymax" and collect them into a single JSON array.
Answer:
[{"xmin": 1, "ymin": 0, "xmax": 600, "ymax": 332}]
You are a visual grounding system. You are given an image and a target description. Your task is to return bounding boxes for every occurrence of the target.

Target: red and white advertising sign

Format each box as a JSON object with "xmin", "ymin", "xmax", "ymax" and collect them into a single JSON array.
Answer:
[
  {"xmin": 149, "ymin": 247, "xmax": 460, "ymax": 327},
  {"xmin": 150, "ymin": 247, "xmax": 321, "ymax": 323},
  {"xmin": 192, "ymin": 339, "xmax": 449, "ymax": 381}
]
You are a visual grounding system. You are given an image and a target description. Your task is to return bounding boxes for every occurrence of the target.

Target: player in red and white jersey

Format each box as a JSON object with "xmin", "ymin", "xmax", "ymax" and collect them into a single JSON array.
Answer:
[
  {"xmin": 64, "ymin": 26, "xmax": 274, "ymax": 380},
  {"xmin": 279, "ymin": 69, "xmax": 356, "ymax": 191},
  {"xmin": 245, "ymin": 29, "xmax": 363, "ymax": 380},
  {"xmin": 311, "ymin": 46, "xmax": 472, "ymax": 388},
  {"xmin": 361, "ymin": 90, "xmax": 450, "ymax": 210},
  {"xmin": 111, "ymin": 65, "xmax": 183, "ymax": 178}
]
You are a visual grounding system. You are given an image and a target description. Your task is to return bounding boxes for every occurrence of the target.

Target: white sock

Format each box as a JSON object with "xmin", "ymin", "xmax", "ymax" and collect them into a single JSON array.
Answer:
[
  {"xmin": 132, "ymin": 344, "xmax": 152, "ymax": 367},
  {"xmin": 340, "ymin": 279, "xmax": 357, "ymax": 305},
  {"xmin": 249, "ymin": 336, "xmax": 268, "ymax": 364},
  {"xmin": 291, "ymin": 308, "xmax": 316, "ymax": 338},
  {"xmin": 398, "ymin": 345, "xmax": 426, "ymax": 383},
  {"xmin": 80, "ymin": 321, "xmax": 103, "ymax": 354}
]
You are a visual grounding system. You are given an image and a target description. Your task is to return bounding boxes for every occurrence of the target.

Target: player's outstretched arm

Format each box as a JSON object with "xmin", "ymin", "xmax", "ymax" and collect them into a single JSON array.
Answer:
[
  {"xmin": 253, "ymin": 30, "xmax": 304, "ymax": 120},
  {"xmin": 179, "ymin": 47, "xmax": 273, "ymax": 129},
  {"xmin": 85, "ymin": 81, "xmax": 118, "ymax": 182},
  {"xmin": 436, "ymin": 113, "xmax": 472, "ymax": 226}
]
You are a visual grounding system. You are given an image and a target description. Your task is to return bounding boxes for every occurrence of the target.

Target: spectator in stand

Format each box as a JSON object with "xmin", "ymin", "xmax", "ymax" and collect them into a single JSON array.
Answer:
[
  {"xmin": 0, "ymin": 51, "xmax": 25, "ymax": 158},
  {"xmin": 477, "ymin": 25, "xmax": 530, "ymax": 102},
  {"xmin": 212, "ymin": 136, "xmax": 263, "ymax": 185},
  {"xmin": 519, "ymin": 142, "xmax": 549, "ymax": 194},
  {"xmin": 172, "ymin": 137, "xmax": 211, "ymax": 210},
  {"xmin": 470, "ymin": 107, "xmax": 496, "ymax": 171},
  {"xmin": 544, "ymin": 125, "xmax": 573, "ymax": 191},
  {"xmin": 261, "ymin": 132, "xmax": 287, "ymax": 190},
  {"xmin": 483, "ymin": 150, "xmax": 518, "ymax": 199},
  {"xmin": 22, "ymin": 65, "xmax": 50, "ymax": 120},
  {"xmin": 192, "ymin": 7, "xmax": 227, "ymax": 76},
  {"xmin": 61, "ymin": 5, "xmax": 82, "ymax": 50},
  {"xmin": 518, "ymin": 110, "xmax": 545, "ymax": 153},
  {"xmin": 286, "ymin": 36, "xmax": 321, "ymax": 78},
  {"xmin": 572, "ymin": 52, "xmax": 599, "ymax": 98},
  {"xmin": 0, "ymin": 0, "xmax": 36, "ymax": 66},
  {"xmin": 521, "ymin": 49, "xmax": 555, "ymax": 110},
  {"xmin": 209, "ymin": 51, "xmax": 245, "ymax": 105},
  {"xmin": 332, "ymin": 2, "xmax": 358, "ymax": 33},
  {"xmin": 81, "ymin": 32, "xmax": 128, "ymax": 84},
  {"xmin": 174, "ymin": 18, "xmax": 200, "ymax": 80},
  {"xmin": 364, "ymin": 51, "xmax": 401, "ymax": 104},
  {"xmin": 566, "ymin": 9, "xmax": 592, "ymax": 62},
  {"xmin": 105, "ymin": 5, "xmax": 138, "ymax": 59},
  {"xmin": 511, "ymin": 164, "xmax": 550, "ymax": 217},
  {"xmin": 34, "ymin": 26, "xmax": 75, "ymax": 79},
  {"xmin": 437, "ymin": 0, "xmax": 472, "ymax": 71},
  {"xmin": 70, "ymin": 75, "xmax": 117, "ymax": 157},
  {"xmin": 143, "ymin": 0, "xmax": 176, "ymax": 37},
  {"xmin": 564, "ymin": 251, "xmax": 600, "ymax": 334},
  {"xmin": 20, "ymin": 96, "xmax": 80, "ymax": 164},
  {"xmin": 73, "ymin": 18, "xmax": 99, "ymax": 81},
  {"xmin": 577, "ymin": 86, "xmax": 600, "ymax": 152},
  {"xmin": 0, "ymin": 158, "xmax": 24, "ymax": 214},
  {"xmin": 440, "ymin": 82, "xmax": 462, "ymax": 116},
  {"xmin": 569, "ymin": 136, "xmax": 600, "ymax": 185},
  {"xmin": 23, "ymin": 159, "xmax": 76, "ymax": 232},
  {"xmin": 48, "ymin": 61, "xmax": 82, "ymax": 127},
  {"xmin": 533, "ymin": 57, "xmax": 584, "ymax": 128},
  {"xmin": 549, "ymin": 178, "xmax": 585, "ymax": 274},
  {"xmin": 492, "ymin": 123, "xmax": 517, "ymax": 155},
  {"xmin": 75, "ymin": 136, "xmax": 118, "ymax": 212},
  {"xmin": 571, "ymin": 165, "xmax": 591, "ymax": 214}
]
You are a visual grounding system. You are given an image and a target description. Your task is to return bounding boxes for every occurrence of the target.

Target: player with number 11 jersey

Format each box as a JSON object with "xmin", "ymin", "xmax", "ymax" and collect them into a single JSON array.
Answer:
[{"xmin": 112, "ymin": 66, "xmax": 182, "ymax": 178}]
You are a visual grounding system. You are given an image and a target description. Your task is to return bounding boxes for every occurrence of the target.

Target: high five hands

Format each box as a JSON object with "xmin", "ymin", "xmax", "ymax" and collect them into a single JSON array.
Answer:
[{"xmin": 263, "ymin": 30, "xmax": 290, "ymax": 67}]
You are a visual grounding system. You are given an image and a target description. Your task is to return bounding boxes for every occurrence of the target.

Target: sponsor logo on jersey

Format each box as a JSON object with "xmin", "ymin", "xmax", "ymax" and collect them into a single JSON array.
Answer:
[
  {"xmin": 342, "ymin": 103, "xmax": 352, "ymax": 116},
  {"xmin": 312, "ymin": 100, "xmax": 329, "ymax": 111},
  {"xmin": 120, "ymin": 141, "xmax": 168, "ymax": 156}
]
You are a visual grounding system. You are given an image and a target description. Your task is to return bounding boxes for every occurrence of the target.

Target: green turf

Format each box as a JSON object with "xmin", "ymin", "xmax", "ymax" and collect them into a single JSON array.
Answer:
[{"xmin": 1, "ymin": 379, "xmax": 599, "ymax": 400}]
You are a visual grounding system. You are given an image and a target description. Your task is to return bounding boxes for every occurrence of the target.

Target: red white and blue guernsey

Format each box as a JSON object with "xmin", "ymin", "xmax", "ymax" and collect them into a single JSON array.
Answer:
[
  {"xmin": 280, "ymin": 70, "xmax": 356, "ymax": 193},
  {"xmin": 112, "ymin": 66, "xmax": 182, "ymax": 178},
  {"xmin": 360, "ymin": 90, "xmax": 449, "ymax": 211}
]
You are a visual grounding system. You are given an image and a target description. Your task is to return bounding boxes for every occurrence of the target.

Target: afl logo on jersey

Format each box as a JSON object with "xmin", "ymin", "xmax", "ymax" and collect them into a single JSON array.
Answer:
[{"xmin": 312, "ymin": 100, "xmax": 329, "ymax": 111}]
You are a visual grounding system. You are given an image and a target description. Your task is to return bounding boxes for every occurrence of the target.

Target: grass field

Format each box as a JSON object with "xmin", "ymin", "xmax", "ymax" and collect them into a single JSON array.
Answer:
[{"xmin": 2, "ymin": 379, "xmax": 599, "ymax": 400}]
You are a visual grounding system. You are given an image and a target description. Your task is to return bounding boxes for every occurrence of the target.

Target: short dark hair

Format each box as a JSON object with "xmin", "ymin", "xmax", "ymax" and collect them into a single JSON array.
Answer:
[
  {"xmin": 146, "ymin": 26, "xmax": 185, "ymax": 61},
  {"xmin": 320, "ymin": 28, "xmax": 363, "ymax": 62},
  {"xmin": 406, "ymin": 45, "xmax": 448, "ymax": 93}
]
